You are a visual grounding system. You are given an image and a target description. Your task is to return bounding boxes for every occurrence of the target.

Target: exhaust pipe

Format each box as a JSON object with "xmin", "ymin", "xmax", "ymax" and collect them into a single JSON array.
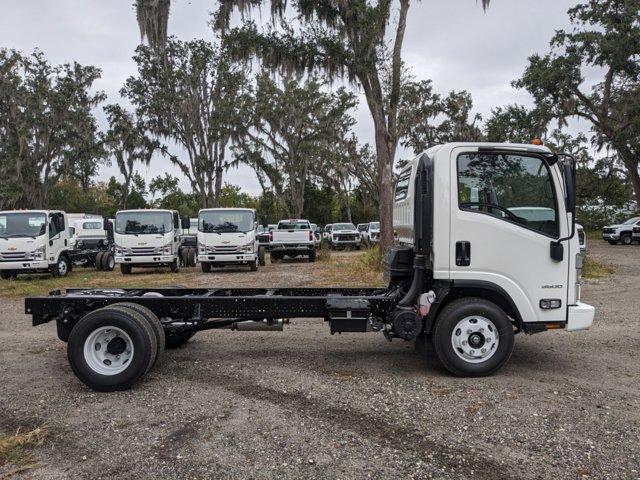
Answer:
[{"xmin": 230, "ymin": 319, "xmax": 284, "ymax": 332}]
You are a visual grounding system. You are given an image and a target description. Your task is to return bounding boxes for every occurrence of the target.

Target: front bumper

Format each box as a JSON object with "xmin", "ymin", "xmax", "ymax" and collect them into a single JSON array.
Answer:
[
  {"xmin": 331, "ymin": 239, "xmax": 359, "ymax": 246},
  {"xmin": 566, "ymin": 302, "xmax": 595, "ymax": 331},
  {"xmin": 116, "ymin": 255, "xmax": 174, "ymax": 265},
  {"xmin": 602, "ymin": 233, "xmax": 619, "ymax": 241},
  {"xmin": 0, "ymin": 260, "xmax": 49, "ymax": 271},
  {"xmin": 198, "ymin": 253, "xmax": 256, "ymax": 264}
]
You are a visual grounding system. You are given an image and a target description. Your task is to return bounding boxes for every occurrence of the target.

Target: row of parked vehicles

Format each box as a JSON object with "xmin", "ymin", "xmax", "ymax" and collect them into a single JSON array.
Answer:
[
  {"xmin": 0, "ymin": 208, "xmax": 380, "ymax": 279},
  {"xmin": 601, "ymin": 216, "xmax": 640, "ymax": 245}
]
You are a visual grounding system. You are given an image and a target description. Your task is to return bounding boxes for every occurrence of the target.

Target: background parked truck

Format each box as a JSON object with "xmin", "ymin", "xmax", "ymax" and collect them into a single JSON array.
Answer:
[
  {"xmin": 197, "ymin": 208, "xmax": 261, "ymax": 272},
  {"xmin": 114, "ymin": 209, "xmax": 189, "ymax": 274},
  {"xmin": 269, "ymin": 219, "xmax": 316, "ymax": 262},
  {"xmin": 0, "ymin": 210, "xmax": 72, "ymax": 278}
]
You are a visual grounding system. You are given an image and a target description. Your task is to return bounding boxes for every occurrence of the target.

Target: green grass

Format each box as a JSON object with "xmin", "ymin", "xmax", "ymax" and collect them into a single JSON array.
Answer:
[
  {"xmin": 0, "ymin": 268, "xmax": 192, "ymax": 298},
  {"xmin": 582, "ymin": 256, "xmax": 615, "ymax": 279}
]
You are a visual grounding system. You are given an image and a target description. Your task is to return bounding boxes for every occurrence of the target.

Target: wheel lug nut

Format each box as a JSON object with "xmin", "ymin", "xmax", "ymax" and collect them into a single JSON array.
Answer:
[
  {"xmin": 462, "ymin": 341, "xmax": 467, "ymax": 346},
  {"xmin": 470, "ymin": 350, "xmax": 475, "ymax": 355},
  {"xmin": 481, "ymin": 348, "xmax": 486, "ymax": 353}
]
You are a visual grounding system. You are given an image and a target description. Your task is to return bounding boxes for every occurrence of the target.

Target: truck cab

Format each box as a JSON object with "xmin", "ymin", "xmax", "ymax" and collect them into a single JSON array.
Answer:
[
  {"xmin": 114, "ymin": 209, "xmax": 185, "ymax": 274},
  {"xmin": 197, "ymin": 208, "xmax": 260, "ymax": 272},
  {"xmin": 0, "ymin": 210, "xmax": 72, "ymax": 279},
  {"xmin": 392, "ymin": 143, "xmax": 593, "ymax": 348}
]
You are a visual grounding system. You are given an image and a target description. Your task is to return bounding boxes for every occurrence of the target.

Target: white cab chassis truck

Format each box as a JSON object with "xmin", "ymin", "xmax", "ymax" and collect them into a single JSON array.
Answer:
[
  {"xmin": 114, "ymin": 209, "xmax": 190, "ymax": 274},
  {"xmin": 0, "ymin": 210, "xmax": 73, "ymax": 279},
  {"xmin": 197, "ymin": 208, "xmax": 261, "ymax": 272},
  {"xmin": 26, "ymin": 143, "xmax": 594, "ymax": 391}
]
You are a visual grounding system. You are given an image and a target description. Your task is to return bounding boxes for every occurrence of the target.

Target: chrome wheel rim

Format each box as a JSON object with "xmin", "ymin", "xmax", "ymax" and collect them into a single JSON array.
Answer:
[
  {"xmin": 451, "ymin": 316, "xmax": 499, "ymax": 364},
  {"xmin": 83, "ymin": 326, "xmax": 134, "ymax": 375},
  {"xmin": 58, "ymin": 259, "xmax": 68, "ymax": 275}
]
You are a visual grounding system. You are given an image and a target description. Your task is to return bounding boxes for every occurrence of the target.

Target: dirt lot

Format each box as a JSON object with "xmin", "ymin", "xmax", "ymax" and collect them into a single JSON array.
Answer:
[{"xmin": 0, "ymin": 244, "xmax": 638, "ymax": 479}]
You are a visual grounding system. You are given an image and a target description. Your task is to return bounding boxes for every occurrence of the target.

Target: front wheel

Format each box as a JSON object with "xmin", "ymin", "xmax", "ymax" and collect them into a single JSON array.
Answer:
[
  {"xmin": 120, "ymin": 264, "xmax": 132, "ymax": 275},
  {"xmin": 249, "ymin": 256, "xmax": 258, "ymax": 271},
  {"xmin": 621, "ymin": 234, "xmax": 632, "ymax": 245},
  {"xmin": 432, "ymin": 298, "xmax": 514, "ymax": 377},
  {"xmin": 607, "ymin": 240, "xmax": 618, "ymax": 245},
  {"xmin": 201, "ymin": 262, "xmax": 211, "ymax": 273},
  {"xmin": 169, "ymin": 258, "xmax": 180, "ymax": 273},
  {"xmin": 0, "ymin": 271, "xmax": 17, "ymax": 280},
  {"xmin": 51, "ymin": 256, "xmax": 70, "ymax": 278}
]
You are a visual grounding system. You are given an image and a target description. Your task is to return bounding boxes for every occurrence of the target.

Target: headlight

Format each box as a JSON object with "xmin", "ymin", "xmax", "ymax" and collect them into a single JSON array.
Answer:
[
  {"xmin": 242, "ymin": 241, "xmax": 254, "ymax": 252},
  {"xmin": 163, "ymin": 243, "xmax": 173, "ymax": 255},
  {"xmin": 33, "ymin": 246, "xmax": 45, "ymax": 261},
  {"xmin": 115, "ymin": 245, "xmax": 123, "ymax": 256},
  {"xmin": 197, "ymin": 241, "xmax": 205, "ymax": 254}
]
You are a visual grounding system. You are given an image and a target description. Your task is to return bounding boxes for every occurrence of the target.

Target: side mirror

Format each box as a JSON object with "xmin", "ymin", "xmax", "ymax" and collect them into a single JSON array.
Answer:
[
  {"xmin": 181, "ymin": 216, "xmax": 190, "ymax": 230},
  {"xmin": 563, "ymin": 161, "xmax": 576, "ymax": 214}
]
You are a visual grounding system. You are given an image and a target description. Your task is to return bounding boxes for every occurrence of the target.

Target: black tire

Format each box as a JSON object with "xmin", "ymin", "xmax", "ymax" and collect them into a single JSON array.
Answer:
[
  {"xmin": 169, "ymin": 258, "xmax": 180, "ymax": 273},
  {"xmin": 67, "ymin": 306, "xmax": 157, "ymax": 391},
  {"xmin": 120, "ymin": 263, "xmax": 132, "ymax": 275},
  {"xmin": 180, "ymin": 248, "xmax": 188, "ymax": 267},
  {"xmin": 112, "ymin": 303, "xmax": 165, "ymax": 365},
  {"xmin": 95, "ymin": 252, "xmax": 105, "ymax": 271},
  {"xmin": 249, "ymin": 255, "xmax": 258, "ymax": 271},
  {"xmin": 0, "ymin": 271, "xmax": 16, "ymax": 280},
  {"xmin": 187, "ymin": 248, "xmax": 197, "ymax": 267},
  {"xmin": 621, "ymin": 234, "xmax": 632, "ymax": 246},
  {"xmin": 607, "ymin": 240, "xmax": 618, "ymax": 245},
  {"xmin": 51, "ymin": 255, "xmax": 70, "ymax": 278},
  {"xmin": 201, "ymin": 262, "xmax": 211, "ymax": 273},
  {"xmin": 432, "ymin": 298, "xmax": 515, "ymax": 377},
  {"xmin": 103, "ymin": 253, "xmax": 115, "ymax": 271},
  {"xmin": 165, "ymin": 331, "xmax": 195, "ymax": 349},
  {"xmin": 258, "ymin": 247, "xmax": 266, "ymax": 266},
  {"xmin": 308, "ymin": 249, "xmax": 316, "ymax": 263}
]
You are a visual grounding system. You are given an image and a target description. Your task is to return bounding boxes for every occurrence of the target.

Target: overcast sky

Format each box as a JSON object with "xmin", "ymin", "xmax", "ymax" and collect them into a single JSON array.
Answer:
[{"xmin": 1, "ymin": 0, "xmax": 586, "ymax": 196}]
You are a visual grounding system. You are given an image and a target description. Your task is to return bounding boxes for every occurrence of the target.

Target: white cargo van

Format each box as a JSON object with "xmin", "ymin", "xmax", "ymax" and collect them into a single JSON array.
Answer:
[
  {"xmin": 0, "ymin": 210, "xmax": 72, "ymax": 278},
  {"xmin": 197, "ymin": 208, "xmax": 260, "ymax": 272},
  {"xmin": 114, "ymin": 209, "xmax": 188, "ymax": 274}
]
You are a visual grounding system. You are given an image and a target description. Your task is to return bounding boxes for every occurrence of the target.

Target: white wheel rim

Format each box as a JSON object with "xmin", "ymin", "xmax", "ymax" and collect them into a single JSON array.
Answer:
[
  {"xmin": 83, "ymin": 326, "xmax": 134, "ymax": 375},
  {"xmin": 108, "ymin": 256, "xmax": 115, "ymax": 269},
  {"xmin": 451, "ymin": 316, "xmax": 499, "ymax": 364},
  {"xmin": 58, "ymin": 259, "xmax": 68, "ymax": 275}
]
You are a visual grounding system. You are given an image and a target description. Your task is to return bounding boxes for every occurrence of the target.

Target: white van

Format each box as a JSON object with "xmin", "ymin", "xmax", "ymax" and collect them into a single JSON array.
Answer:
[{"xmin": 197, "ymin": 208, "xmax": 260, "ymax": 272}]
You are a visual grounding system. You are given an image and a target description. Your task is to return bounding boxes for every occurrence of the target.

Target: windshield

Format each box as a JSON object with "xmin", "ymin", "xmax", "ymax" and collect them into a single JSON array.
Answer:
[
  {"xmin": 278, "ymin": 221, "xmax": 310, "ymax": 230},
  {"xmin": 333, "ymin": 223, "xmax": 356, "ymax": 231},
  {"xmin": 623, "ymin": 217, "xmax": 639, "ymax": 225},
  {"xmin": 115, "ymin": 211, "xmax": 173, "ymax": 235},
  {"xmin": 0, "ymin": 212, "xmax": 47, "ymax": 238},
  {"xmin": 199, "ymin": 210, "xmax": 254, "ymax": 233},
  {"xmin": 370, "ymin": 222, "xmax": 380, "ymax": 230}
]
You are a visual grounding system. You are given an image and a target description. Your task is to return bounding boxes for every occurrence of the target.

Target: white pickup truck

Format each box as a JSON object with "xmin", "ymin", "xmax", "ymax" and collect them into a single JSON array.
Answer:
[{"xmin": 269, "ymin": 219, "xmax": 316, "ymax": 262}]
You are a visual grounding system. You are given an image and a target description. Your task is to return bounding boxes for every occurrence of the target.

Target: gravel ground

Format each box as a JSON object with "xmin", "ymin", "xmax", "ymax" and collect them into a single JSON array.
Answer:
[{"xmin": 0, "ymin": 243, "xmax": 638, "ymax": 479}]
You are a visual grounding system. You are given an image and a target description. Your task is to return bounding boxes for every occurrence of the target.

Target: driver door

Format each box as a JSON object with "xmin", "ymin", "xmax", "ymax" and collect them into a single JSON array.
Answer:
[
  {"xmin": 449, "ymin": 147, "xmax": 571, "ymax": 324},
  {"xmin": 48, "ymin": 213, "xmax": 67, "ymax": 261}
]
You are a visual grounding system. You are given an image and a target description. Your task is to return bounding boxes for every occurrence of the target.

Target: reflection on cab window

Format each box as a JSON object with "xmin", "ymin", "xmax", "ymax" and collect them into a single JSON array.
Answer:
[{"xmin": 457, "ymin": 153, "xmax": 558, "ymax": 237}]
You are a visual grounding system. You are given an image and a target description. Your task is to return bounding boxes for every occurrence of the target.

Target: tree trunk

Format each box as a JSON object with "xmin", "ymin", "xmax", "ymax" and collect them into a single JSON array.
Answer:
[
  {"xmin": 376, "ymin": 137, "xmax": 395, "ymax": 253},
  {"xmin": 213, "ymin": 165, "xmax": 223, "ymax": 207}
]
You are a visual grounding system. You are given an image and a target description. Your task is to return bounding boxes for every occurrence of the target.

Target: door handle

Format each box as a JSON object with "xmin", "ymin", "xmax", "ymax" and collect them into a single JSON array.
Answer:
[{"xmin": 456, "ymin": 241, "xmax": 471, "ymax": 266}]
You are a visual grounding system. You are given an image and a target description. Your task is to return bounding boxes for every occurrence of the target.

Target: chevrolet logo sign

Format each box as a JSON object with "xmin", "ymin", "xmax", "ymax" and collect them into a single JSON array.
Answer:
[
  {"xmin": 7, "ymin": 247, "xmax": 17, "ymax": 251},
  {"xmin": 138, "ymin": 242, "xmax": 147, "ymax": 246},
  {"xmin": 222, "ymin": 241, "xmax": 231, "ymax": 244}
]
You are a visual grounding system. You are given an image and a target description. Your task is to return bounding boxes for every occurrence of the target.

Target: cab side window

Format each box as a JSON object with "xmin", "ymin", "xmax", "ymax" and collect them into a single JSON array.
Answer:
[
  {"xmin": 457, "ymin": 153, "xmax": 558, "ymax": 238},
  {"xmin": 395, "ymin": 170, "xmax": 411, "ymax": 202}
]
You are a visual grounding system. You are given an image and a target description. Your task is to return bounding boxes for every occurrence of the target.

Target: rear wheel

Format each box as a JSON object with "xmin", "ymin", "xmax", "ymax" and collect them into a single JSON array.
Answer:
[
  {"xmin": 51, "ymin": 256, "xmax": 70, "ymax": 278},
  {"xmin": 258, "ymin": 247, "xmax": 266, "ymax": 266},
  {"xmin": 187, "ymin": 248, "xmax": 197, "ymax": 267},
  {"xmin": 432, "ymin": 298, "xmax": 514, "ymax": 377},
  {"xmin": 111, "ymin": 303, "xmax": 165, "ymax": 367},
  {"xmin": 67, "ymin": 306, "xmax": 157, "ymax": 391},
  {"xmin": 120, "ymin": 264, "xmax": 132, "ymax": 275},
  {"xmin": 165, "ymin": 331, "xmax": 195, "ymax": 349},
  {"xmin": 201, "ymin": 262, "xmax": 211, "ymax": 273},
  {"xmin": 103, "ymin": 253, "xmax": 115, "ymax": 271},
  {"xmin": 95, "ymin": 252, "xmax": 105, "ymax": 270},
  {"xmin": 180, "ymin": 248, "xmax": 188, "ymax": 266},
  {"xmin": 308, "ymin": 249, "xmax": 316, "ymax": 263}
]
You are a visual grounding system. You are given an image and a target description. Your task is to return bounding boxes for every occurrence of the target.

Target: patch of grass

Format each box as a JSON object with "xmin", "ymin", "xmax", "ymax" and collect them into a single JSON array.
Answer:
[
  {"xmin": 582, "ymin": 256, "xmax": 615, "ymax": 279},
  {"xmin": 0, "ymin": 426, "xmax": 48, "ymax": 475},
  {"xmin": 315, "ymin": 248, "xmax": 385, "ymax": 287},
  {"xmin": 0, "ymin": 268, "xmax": 192, "ymax": 298},
  {"xmin": 315, "ymin": 241, "xmax": 332, "ymax": 262},
  {"xmin": 359, "ymin": 245, "xmax": 383, "ymax": 272}
]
